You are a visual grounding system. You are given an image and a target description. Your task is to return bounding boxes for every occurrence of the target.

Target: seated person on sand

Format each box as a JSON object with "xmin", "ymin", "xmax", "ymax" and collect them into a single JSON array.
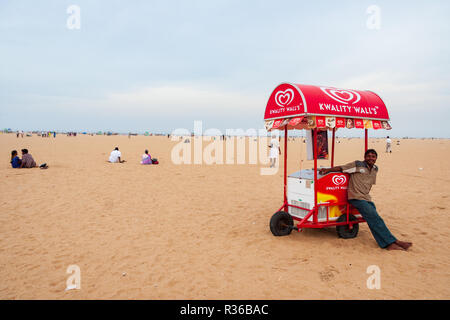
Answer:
[
  {"xmin": 19, "ymin": 149, "xmax": 48, "ymax": 169},
  {"xmin": 10, "ymin": 150, "xmax": 22, "ymax": 168},
  {"xmin": 141, "ymin": 149, "xmax": 152, "ymax": 164},
  {"xmin": 319, "ymin": 149, "xmax": 412, "ymax": 251},
  {"xmin": 20, "ymin": 149, "xmax": 36, "ymax": 168},
  {"xmin": 109, "ymin": 147, "xmax": 125, "ymax": 163}
]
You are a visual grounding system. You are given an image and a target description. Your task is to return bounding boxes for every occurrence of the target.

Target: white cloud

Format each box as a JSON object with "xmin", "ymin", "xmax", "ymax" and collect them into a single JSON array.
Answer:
[
  {"xmin": 103, "ymin": 85, "xmax": 264, "ymax": 115},
  {"xmin": 338, "ymin": 71, "xmax": 450, "ymax": 111},
  {"xmin": 7, "ymin": 85, "xmax": 266, "ymax": 119}
]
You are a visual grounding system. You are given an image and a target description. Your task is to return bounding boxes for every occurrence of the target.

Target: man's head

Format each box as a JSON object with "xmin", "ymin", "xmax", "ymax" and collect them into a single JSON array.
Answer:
[
  {"xmin": 145, "ymin": 149, "xmax": 148, "ymax": 154},
  {"xmin": 114, "ymin": 147, "xmax": 119, "ymax": 151},
  {"xmin": 21, "ymin": 149, "xmax": 28, "ymax": 154},
  {"xmin": 364, "ymin": 149, "xmax": 378, "ymax": 166}
]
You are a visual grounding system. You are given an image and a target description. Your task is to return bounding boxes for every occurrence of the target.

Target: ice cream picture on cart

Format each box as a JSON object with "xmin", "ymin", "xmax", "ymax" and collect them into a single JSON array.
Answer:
[{"xmin": 265, "ymin": 83, "xmax": 412, "ymax": 251}]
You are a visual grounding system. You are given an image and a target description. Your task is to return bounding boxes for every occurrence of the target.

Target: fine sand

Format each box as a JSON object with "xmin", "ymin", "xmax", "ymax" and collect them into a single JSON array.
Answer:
[{"xmin": 0, "ymin": 134, "xmax": 449, "ymax": 299}]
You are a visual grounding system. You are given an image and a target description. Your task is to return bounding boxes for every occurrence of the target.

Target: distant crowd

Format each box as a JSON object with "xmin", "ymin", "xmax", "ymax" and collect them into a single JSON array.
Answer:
[
  {"xmin": 7, "ymin": 134, "xmax": 399, "ymax": 170},
  {"xmin": 15, "ymin": 131, "xmax": 57, "ymax": 138}
]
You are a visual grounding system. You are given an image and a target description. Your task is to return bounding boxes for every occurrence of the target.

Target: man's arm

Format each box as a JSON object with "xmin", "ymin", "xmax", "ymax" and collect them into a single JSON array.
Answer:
[
  {"xmin": 319, "ymin": 166, "xmax": 343, "ymax": 175},
  {"xmin": 319, "ymin": 161, "xmax": 356, "ymax": 175},
  {"xmin": 19, "ymin": 156, "xmax": 25, "ymax": 168}
]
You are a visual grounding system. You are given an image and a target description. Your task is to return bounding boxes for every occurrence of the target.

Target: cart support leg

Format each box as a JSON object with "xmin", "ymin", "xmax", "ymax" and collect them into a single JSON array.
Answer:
[
  {"xmin": 331, "ymin": 127, "xmax": 335, "ymax": 168},
  {"xmin": 313, "ymin": 128, "xmax": 318, "ymax": 224},
  {"xmin": 365, "ymin": 129, "xmax": 368, "ymax": 152},
  {"xmin": 283, "ymin": 126, "xmax": 288, "ymax": 212}
]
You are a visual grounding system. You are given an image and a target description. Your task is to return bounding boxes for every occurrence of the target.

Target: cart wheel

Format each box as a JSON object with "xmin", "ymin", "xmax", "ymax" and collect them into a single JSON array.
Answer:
[
  {"xmin": 336, "ymin": 214, "xmax": 359, "ymax": 239},
  {"xmin": 270, "ymin": 211, "xmax": 294, "ymax": 236}
]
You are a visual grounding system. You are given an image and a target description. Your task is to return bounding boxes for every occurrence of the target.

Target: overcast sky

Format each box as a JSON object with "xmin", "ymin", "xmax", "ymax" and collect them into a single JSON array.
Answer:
[{"xmin": 1, "ymin": 0, "xmax": 449, "ymax": 137}]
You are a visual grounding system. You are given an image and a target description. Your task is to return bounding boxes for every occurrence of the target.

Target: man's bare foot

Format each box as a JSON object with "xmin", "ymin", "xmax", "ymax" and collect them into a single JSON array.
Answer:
[
  {"xmin": 395, "ymin": 240, "xmax": 412, "ymax": 250},
  {"xmin": 386, "ymin": 243, "xmax": 405, "ymax": 250}
]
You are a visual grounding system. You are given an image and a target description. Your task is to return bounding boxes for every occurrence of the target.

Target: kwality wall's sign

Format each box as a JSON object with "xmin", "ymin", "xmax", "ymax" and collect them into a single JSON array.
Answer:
[{"xmin": 264, "ymin": 83, "xmax": 390, "ymax": 121}]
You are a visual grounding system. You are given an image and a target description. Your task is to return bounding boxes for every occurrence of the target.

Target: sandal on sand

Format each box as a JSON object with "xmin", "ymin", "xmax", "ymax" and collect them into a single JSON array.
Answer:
[{"xmin": 39, "ymin": 163, "xmax": 49, "ymax": 169}]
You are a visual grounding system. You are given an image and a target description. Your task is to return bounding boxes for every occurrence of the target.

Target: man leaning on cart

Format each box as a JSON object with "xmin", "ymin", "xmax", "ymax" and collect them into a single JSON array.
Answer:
[{"xmin": 319, "ymin": 149, "xmax": 412, "ymax": 251}]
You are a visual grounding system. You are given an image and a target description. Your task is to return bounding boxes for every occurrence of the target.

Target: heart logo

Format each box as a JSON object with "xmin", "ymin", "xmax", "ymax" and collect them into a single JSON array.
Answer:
[
  {"xmin": 275, "ymin": 89, "xmax": 294, "ymax": 108},
  {"xmin": 320, "ymin": 87, "xmax": 361, "ymax": 105},
  {"xmin": 332, "ymin": 175, "xmax": 346, "ymax": 186},
  {"xmin": 331, "ymin": 90, "xmax": 353, "ymax": 101}
]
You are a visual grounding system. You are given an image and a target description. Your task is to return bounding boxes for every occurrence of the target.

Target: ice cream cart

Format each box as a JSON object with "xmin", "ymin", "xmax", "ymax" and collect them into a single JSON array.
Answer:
[{"xmin": 265, "ymin": 83, "xmax": 391, "ymax": 238}]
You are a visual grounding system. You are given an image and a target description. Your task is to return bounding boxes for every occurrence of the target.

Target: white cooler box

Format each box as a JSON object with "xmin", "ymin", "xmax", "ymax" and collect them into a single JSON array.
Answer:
[{"xmin": 287, "ymin": 169, "xmax": 328, "ymax": 222}]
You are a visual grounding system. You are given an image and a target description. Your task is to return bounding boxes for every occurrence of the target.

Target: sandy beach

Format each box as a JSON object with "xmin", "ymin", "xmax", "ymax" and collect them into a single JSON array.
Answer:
[{"xmin": 0, "ymin": 133, "xmax": 449, "ymax": 299}]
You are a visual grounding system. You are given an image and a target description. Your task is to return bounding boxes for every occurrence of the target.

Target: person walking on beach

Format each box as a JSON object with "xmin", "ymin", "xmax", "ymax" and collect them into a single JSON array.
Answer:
[
  {"xmin": 269, "ymin": 135, "xmax": 281, "ymax": 168},
  {"xmin": 385, "ymin": 136, "xmax": 392, "ymax": 153},
  {"xmin": 109, "ymin": 147, "xmax": 125, "ymax": 163},
  {"xmin": 319, "ymin": 149, "xmax": 412, "ymax": 251}
]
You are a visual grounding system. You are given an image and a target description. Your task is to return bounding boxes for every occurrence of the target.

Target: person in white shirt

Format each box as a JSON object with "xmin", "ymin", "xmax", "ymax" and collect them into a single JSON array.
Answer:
[
  {"xmin": 109, "ymin": 147, "xmax": 125, "ymax": 163},
  {"xmin": 269, "ymin": 135, "xmax": 281, "ymax": 168},
  {"xmin": 385, "ymin": 136, "xmax": 392, "ymax": 153}
]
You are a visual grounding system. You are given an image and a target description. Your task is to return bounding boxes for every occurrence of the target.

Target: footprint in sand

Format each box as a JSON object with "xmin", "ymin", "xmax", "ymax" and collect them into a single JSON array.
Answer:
[
  {"xmin": 319, "ymin": 270, "xmax": 334, "ymax": 282},
  {"xmin": 431, "ymin": 206, "xmax": 446, "ymax": 210},
  {"xmin": 419, "ymin": 263, "xmax": 435, "ymax": 270},
  {"xmin": 319, "ymin": 265, "xmax": 339, "ymax": 282}
]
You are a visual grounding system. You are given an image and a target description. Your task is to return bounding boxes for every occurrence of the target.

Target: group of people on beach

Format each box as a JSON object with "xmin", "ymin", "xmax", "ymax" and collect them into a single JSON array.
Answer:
[
  {"xmin": 10, "ymin": 149, "xmax": 48, "ymax": 169},
  {"xmin": 9, "ymin": 146, "xmax": 156, "ymax": 168},
  {"xmin": 108, "ymin": 147, "xmax": 158, "ymax": 165},
  {"xmin": 15, "ymin": 131, "xmax": 56, "ymax": 138},
  {"xmin": 40, "ymin": 131, "xmax": 56, "ymax": 138}
]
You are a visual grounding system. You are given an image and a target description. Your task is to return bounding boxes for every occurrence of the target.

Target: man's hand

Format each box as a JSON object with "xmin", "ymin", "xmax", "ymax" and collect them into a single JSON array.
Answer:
[{"xmin": 319, "ymin": 168, "xmax": 328, "ymax": 175}]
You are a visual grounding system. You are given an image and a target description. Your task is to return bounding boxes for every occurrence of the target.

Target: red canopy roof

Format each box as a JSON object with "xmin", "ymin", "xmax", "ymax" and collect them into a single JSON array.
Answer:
[{"xmin": 264, "ymin": 83, "xmax": 390, "ymax": 121}]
